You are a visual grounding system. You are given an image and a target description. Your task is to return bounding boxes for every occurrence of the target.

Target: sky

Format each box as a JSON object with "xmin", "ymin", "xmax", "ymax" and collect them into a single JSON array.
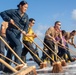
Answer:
[{"xmin": 0, "ymin": 0, "xmax": 76, "ymax": 58}]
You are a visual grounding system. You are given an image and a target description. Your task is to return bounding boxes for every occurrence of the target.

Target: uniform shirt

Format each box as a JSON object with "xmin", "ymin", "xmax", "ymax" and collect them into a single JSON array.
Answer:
[
  {"xmin": 65, "ymin": 32, "xmax": 74, "ymax": 40},
  {"xmin": 45, "ymin": 27, "xmax": 61, "ymax": 40},
  {"xmin": 23, "ymin": 27, "xmax": 34, "ymax": 43},
  {"xmin": 62, "ymin": 36, "xmax": 67, "ymax": 46},
  {"xmin": 65, "ymin": 32, "xmax": 74, "ymax": 44},
  {"xmin": 0, "ymin": 9, "xmax": 29, "ymax": 34},
  {"xmin": 0, "ymin": 21, "xmax": 8, "ymax": 37}
]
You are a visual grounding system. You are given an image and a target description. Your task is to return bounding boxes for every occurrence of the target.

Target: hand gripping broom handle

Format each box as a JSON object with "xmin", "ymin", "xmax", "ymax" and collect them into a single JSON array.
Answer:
[
  {"xmin": 0, "ymin": 36, "xmax": 25, "ymax": 64},
  {"xmin": 37, "ymin": 37, "xmax": 62, "ymax": 60},
  {"xmin": 56, "ymin": 41, "xmax": 76, "ymax": 55},
  {"xmin": 13, "ymin": 24, "xmax": 55, "ymax": 62},
  {"xmin": 14, "ymin": 24, "xmax": 23, "ymax": 32}
]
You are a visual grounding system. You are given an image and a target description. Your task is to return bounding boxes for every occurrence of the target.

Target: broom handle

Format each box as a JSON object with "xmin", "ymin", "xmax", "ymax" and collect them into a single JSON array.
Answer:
[
  {"xmin": 14, "ymin": 24, "xmax": 23, "ymax": 32},
  {"xmin": 0, "ymin": 54, "xmax": 19, "ymax": 65},
  {"xmin": 38, "ymin": 36, "xmax": 76, "ymax": 60},
  {"xmin": 22, "ymin": 42, "xmax": 43, "ymax": 63},
  {"xmin": 28, "ymin": 39, "xmax": 55, "ymax": 62},
  {"xmin": 0, "ymin": 36, "xmax": 25, "ymax": 64},
  {"xmin": 37, "ymin": 37, "xmax": 62, "ymax": 60},
  {"xmin": 0, "ymin": 58, "xmax": 18, "ymax": 72},
  {"xmin": 14, "ymin": 24, "xmax": 43, "ymax": 62},
  {"xmin": 13, "ymin": 24, "xmax": 55, "ymax": 62},
  {"xmin": 56, "ymin": 42, "xmax": 76, "ymax": 55}
]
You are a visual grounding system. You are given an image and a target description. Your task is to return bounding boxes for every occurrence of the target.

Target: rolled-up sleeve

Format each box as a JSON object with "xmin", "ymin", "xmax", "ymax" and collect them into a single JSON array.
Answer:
[{"xmin": 0, "ymin": 10, "xmax": 12, "ymax": 22}]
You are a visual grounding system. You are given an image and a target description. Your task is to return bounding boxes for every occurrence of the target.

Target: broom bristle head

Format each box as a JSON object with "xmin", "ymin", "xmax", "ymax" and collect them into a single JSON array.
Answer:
[
  {"xmin": 51, "ymin": 61, "xmax": 63, "ymax": 73},
  {"xmin": 61, "ymin": 60, "xmax": 67, "ymax": 66},
  {"xmin": 40, "ymin": 62, "xmax": 47, "ymax": 69}
]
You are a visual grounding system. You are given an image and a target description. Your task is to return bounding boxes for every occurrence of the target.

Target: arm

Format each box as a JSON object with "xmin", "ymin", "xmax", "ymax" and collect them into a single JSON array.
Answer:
[
  {"xmin": 56, "ymin": 31, "xmax": 65, "ymax": 47},
  {"xmin": 1, "ymin": 24, "xmax": 6, "ymax": 37},
  {"xmin": 60, "ymin": 31, "xmax": 66, "ymax": 47},
  {"xmin": 45, "ymin": 27, "xmax": 56, "ymax": 41},
  {"xmin": 0, "ymin": 9, "xmax": 13, "ymax": 22},
  {"xmin": 23, "ymin": 14, "xmax": 29, "ymax": 33},
  {"xmin": 21, "ymin": 14, "xmax": 29, "ymax": 35},
  {"xmin": 68, "ymin": 37, "xmax": 76, "ymax": 48},
  {"xmin": 0, "ymin": 9, "xmax": 15, "ymax": 25},
  {"xmin": 24, "ymin": 33, "xmax": 37, "ymax": 38}
]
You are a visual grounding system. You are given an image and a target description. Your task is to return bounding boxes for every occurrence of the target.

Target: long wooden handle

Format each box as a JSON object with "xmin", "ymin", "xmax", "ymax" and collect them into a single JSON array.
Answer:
[
  {"xmin": 37, "ymin": 37, "xmax": 62, "ymax": 60},
  {"xmin": 14, "ymin": 24, "xmax": 43, "ymax": 62},
  {"xmin": 13, "ymin": 24, "xmax": 55, "ymax": 62},
  {"xmin": 0, "ymin": 58, "xmax": 17, "ymax": 72},
  {"xmin": 14, "ymin": 24, "xmax": 22, "ymax": 32},
  {"xmin": 22, "ymin": 42, "xmax": 43, "ymax": 63},
  {"xmin": 0, "ymin": 53, "xmax": 19, "ymax": 65},
  {"xmin": 57, "ymin": 42, "xmax": 76, "ymax": 55},
  {"xmin": 29, "ymin": 39, "xmax": 55, "ymax": 62},
  {"xmin": 0, "ymin": 36, "xmax": 25, "ymax": 64}
]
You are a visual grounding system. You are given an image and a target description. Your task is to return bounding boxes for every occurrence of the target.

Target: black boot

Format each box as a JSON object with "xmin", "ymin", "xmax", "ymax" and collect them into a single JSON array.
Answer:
[{"xmin": 21, "ymin": 56, "xmax": 26, "ymax": 63}]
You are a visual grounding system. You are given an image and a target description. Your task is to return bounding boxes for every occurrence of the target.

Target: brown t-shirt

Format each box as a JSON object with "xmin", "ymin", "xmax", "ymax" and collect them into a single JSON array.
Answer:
[
  {"xmin": 45, "ymin": 27, "xmax": 61, "ymax": 40},
  {"xmin": 65, "ymin": 32, "xmax": 74, "ymax": 44},
  {"xmin": 0, "ymin": 21, "xmax": 8, "ymax": 37}
]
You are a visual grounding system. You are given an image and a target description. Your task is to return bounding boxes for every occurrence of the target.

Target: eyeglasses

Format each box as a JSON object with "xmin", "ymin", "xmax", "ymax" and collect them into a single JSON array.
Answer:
[{"xmin": 57, "ymin": 24, "xmax": 61, "ymax": 26}]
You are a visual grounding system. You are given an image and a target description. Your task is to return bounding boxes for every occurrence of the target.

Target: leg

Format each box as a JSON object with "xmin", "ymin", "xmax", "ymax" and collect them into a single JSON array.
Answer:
[
  {"xmin": 6, "ymin": 30, "xmax": 22, "ymax": 64},
  {"xmin": 0, "ymin": 37, "xmax": 5, "ymax": 71},
  {"xmin": 3, "ymin": 49, "xmax": 12, "ymax": 72},
  {"xmin": 58, "ymin": 46, "xmax": 66, "ymax": 57},
  {"xmin": 66, "ymin": 50, "xmax": 74, "ymax": 62},
  {"xmin": 21, "ymin": 44, "xmax": 29, "ymax": 62},
  {"xmin": 41, "ymin": 46, "xmax": 49, "ymax": 61},
  {"xmin": 44, "ymin": 39, "xmax": 55, "ymax": 65},
  {"xmin": 35, "ymin": 45, "xmax": 39, "ymax": 57},
  {"xmin": 25, "ymin": 41, "xmax": 42, "ymax": 66},
  {"xmin": 3, "ymin": 42, "xmax": 14, "ymax": 73}
]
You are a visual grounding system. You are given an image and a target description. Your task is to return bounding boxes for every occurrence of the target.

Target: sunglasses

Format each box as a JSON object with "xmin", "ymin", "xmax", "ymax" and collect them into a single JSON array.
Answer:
[
  {"xmin": 57, "ymin": 24, "xmax": 61, "ymax": 26},
  {"xmin": 32, "ymin": 22, "xmax": 35, "ymax": 24}
]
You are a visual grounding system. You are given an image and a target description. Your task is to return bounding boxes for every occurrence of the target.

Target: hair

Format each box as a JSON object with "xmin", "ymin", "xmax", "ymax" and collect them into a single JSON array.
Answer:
[
  {"xmin": 54, "ymin": 21, "xmax": 61, "ymax": 26},
  {"xmin": 17, "ymin": 1, "xmax": 28, "ymax": 8},
  {"xmin": 29, "ymin": 18, "xmax": 35, "ymax": 22},
  {"xmin": 72, "ymin": 30, "xmax": 76, "ymax": 33},
  {"xmin": 62, "ymin": 30, "xmax": 66, "ymax": 36}
]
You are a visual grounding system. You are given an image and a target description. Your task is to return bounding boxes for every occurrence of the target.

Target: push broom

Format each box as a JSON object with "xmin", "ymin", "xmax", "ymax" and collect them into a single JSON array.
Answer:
[
  {"xmin": 37, "ymin": 36, "xmax": 67, "ymax": 66},
  {"xmin": 0, "ymin": 36, "xmax": 27, "ymax": 71},
  {"xmin": 22, "ymin": 42, "xmax": 47, "ymax": 69},
  {"xmin": 13, "ymin": 24, "xmax": 63, "ymax": 73}
]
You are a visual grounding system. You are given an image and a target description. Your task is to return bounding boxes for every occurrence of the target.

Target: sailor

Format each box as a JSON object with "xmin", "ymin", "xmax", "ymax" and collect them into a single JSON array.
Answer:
[
  {"xmin": 0, "ymin": 1, "xmax": 29, "ymax": 73},
  {"xmin": 65, "ymin": 30, "xmax": 76, "ymax": 48},
  {"xmin": 21, "ymin": 18, "xmax": 42, "ymax": 66},
  {"xmin": 0, "ymin": 21, "xmax": 8, "ymax": 71},
  {"xmin": 43, "ymin": 21, "xmax": 62, "ymax": 65}
]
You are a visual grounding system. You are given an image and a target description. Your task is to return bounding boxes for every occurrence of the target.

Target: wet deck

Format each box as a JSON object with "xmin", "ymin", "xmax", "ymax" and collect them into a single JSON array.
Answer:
[
  {"xmin": 37, "ymin": 61, "xmax": 76, "ymax": 75},
  {"xmin": 0, "ymin": 61, "xmax": 76, "ymax": 75}
]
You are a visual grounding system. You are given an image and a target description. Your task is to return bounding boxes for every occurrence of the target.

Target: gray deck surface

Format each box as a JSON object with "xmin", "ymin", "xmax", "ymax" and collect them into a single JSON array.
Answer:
[{"xmin": 0, "ymin": 61, "xmax": 76, "ymax": 75}]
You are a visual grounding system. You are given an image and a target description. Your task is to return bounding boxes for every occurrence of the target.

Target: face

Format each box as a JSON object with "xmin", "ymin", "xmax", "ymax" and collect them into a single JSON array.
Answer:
[
  {"xmin": 30, "ymin": 20, "xmax": 35, "ymax": 27},
  {"xmin": 56, "ymin": 22, "xmax": 61, "ymax": 30},
  {"xmin": 20, "ymin": 4, "xmax": 28, "ymax": 14},
  {"xmin": 72, "ymin": 32, "xmax": 76, "ymax": 36}
]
